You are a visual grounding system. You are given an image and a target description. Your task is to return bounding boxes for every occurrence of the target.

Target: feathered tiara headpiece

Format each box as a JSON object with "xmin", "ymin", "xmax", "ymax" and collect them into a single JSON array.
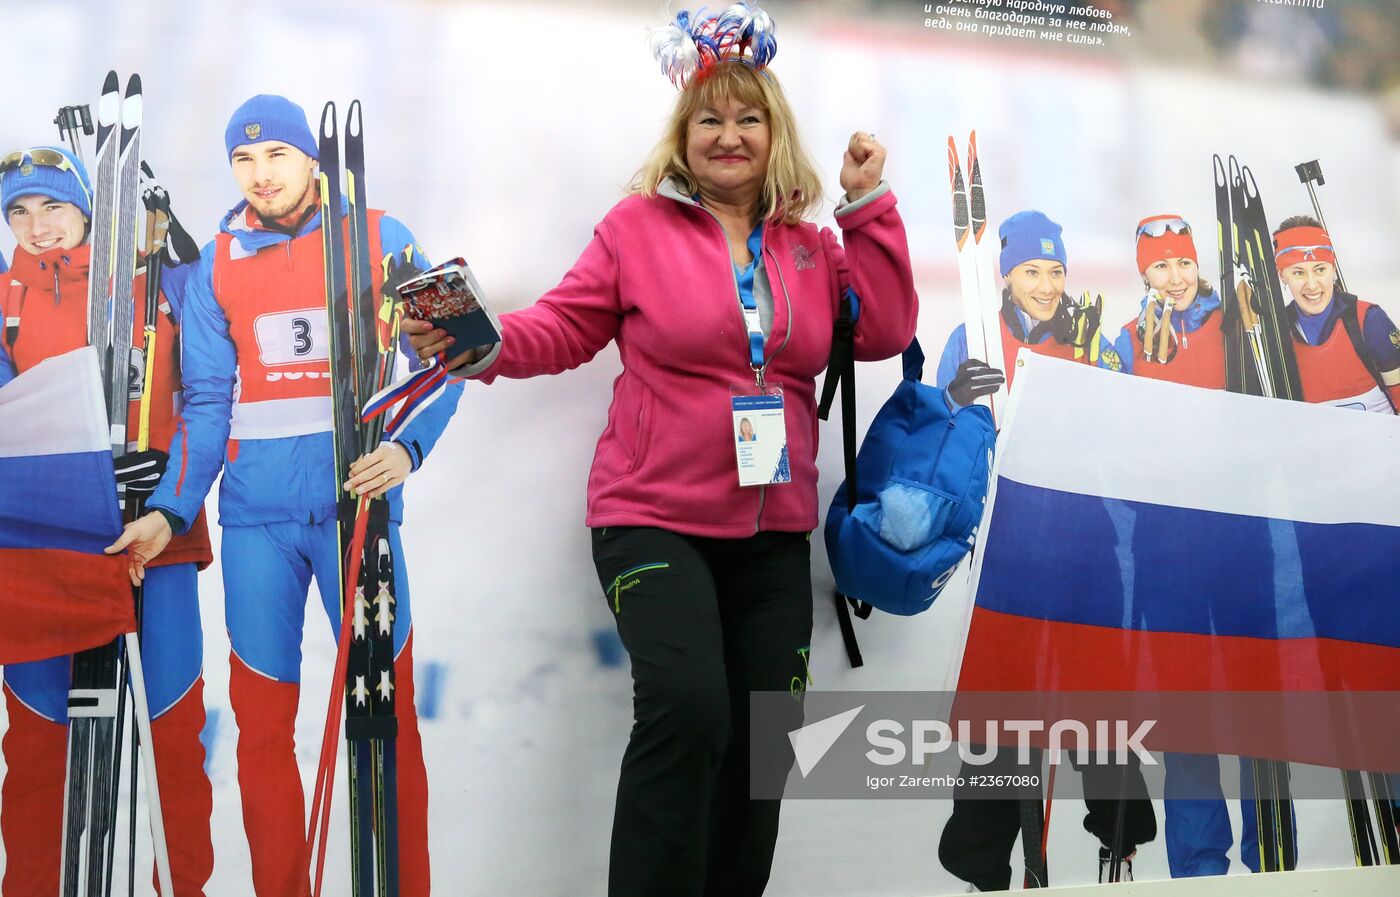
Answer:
[{"xmin": 648, "ymin": 3, "xmax": 778, "ymax": 89}]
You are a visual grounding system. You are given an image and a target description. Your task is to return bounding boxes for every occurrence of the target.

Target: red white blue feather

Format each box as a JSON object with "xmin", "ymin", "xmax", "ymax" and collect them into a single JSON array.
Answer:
[
  {"xmin": 649, "ymin": 3, "xmax": 778, "ymax": 89},
  {"xmin": 649, "ymin": 11, "xmax": 702, "ymax": 88},
  {"xmin": 717, "ymin": 3, "xmax": 777, "ymax": 67}
]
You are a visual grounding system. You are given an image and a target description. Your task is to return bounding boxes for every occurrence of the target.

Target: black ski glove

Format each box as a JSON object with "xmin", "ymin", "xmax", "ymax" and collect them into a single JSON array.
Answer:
[
  {"xmin": 947, "ymin": 359, "xmax": 1005, "ymax": 409},
  {"xmin": 140, "ymin": 162, "xmax": 200, "ymax": 265},
  {"xmin": 113, "ymin": 449, "xmax": 168, "ymax": 496},
  {"xmin": 1024, "ymin": 296, "xmax": 1077, "ymax": 345},
  {"xmin": 381, "ymin": 250, "xmax": 424, "ymax": 302},
  {"xmin": 1049, "ymin": 297, "xmax": 1077, "ymax": 344},
  {"xmin": 1074, "ymin": 299, "xmax": 1103, "ymax": 349}
]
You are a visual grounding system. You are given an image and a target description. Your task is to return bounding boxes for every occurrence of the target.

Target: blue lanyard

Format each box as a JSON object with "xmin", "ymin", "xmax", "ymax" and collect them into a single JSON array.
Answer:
[{"xmin": 733, "ymin": 223, "xmax": 766, "ymax": 380}]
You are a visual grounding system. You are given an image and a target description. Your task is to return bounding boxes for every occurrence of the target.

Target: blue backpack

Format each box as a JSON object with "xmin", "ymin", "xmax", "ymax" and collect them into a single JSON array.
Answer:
[{"xmin": 819, "ymin": 333, "xmax": 995, "ymax": 666}]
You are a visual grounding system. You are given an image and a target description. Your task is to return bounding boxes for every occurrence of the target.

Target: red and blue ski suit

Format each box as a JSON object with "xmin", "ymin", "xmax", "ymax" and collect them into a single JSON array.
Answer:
[
  {"xmin": 0, "ymin": 244, "xmax": 215, "ymax": 896},
  {"xmin": 1109, "ymin": 289, "xmax": 1227, "ymax": 388},
  {"xmin": 1290, "ymin": 293, "xmax": 1400, "ymax": 412},
  {"xmin": 147, "ymin": 200, "xmax": 462, "ymax": 897}
]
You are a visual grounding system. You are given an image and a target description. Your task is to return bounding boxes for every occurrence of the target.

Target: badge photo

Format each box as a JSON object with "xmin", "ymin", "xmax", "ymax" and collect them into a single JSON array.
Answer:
[{"xmin": 731, "ymin": 389, "xmax": 791, "ymax": 488}]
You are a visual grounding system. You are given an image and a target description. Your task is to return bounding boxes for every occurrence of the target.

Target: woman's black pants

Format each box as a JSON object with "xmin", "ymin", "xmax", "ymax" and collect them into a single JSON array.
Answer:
[{"xmin": 591, "ymin": 526, "xmax": 813, "ymax": 897}]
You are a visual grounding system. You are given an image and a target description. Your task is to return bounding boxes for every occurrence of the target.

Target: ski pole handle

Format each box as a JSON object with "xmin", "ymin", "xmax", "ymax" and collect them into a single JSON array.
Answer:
[
  {"xmin": 1294, "ymin": 159, "xmax": 1324, "ymax": 188},
  {"xmin": 137, "ymin": 207, "xmax": 165, "ymax": 453},
  {"xmin": 1236, "ymin": 277, "xmax": 1260, "ymax": 332},
  {"xmin": 1292, "ymin": 159, "xmax": 1346, "ymax": 293},
  {"xmin": 53, "ymin": 104, "xmax": 93, "ymax": 162},
  {"xmin": 141, "ymin": 161, "xmax": 200, "ymax": 265}
]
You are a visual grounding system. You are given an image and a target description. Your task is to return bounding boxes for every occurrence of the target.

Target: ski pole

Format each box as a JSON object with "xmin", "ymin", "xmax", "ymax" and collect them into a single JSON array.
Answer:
[
  {"xmin": 1294, "ymin": 160, "xmax": 1347, "ymax": 292},
  {"xmin": 115, "ymin": 192, "xmax": 169, "ymax": 897},
  {"xmin": 101, "ymin": 638, "xmax": 130, "ymax": 897},
  {"xmin": 1089, "ymin": 295, "xmax": 1104, "ymax": 365},
  {"xmin": 124, "ymin": 631, "xmax": 174, "ymax": 894},
  {"xmin": 139, "ymin": 162, "xmax": 200, "ymax": 267},
  {"xmin": 125, "ymin": 650, "xmax": 139, "ymax": 897},
  {"xmin": 137, "ymin": 180, "xmax": 171, "ymax": 450},
  {"xmin": 308, "ymin": 493, "xmax": 374, "ymax": 896},
  {"xmin": 54, "ymin": 104, "xmax": 94, "ymax": 163}
]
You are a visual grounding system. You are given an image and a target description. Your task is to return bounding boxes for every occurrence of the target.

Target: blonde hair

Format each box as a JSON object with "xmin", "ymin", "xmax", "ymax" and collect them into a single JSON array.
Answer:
[{"xmin": 631, "ymin": 62, "xmax": 824, "ymax": 225}]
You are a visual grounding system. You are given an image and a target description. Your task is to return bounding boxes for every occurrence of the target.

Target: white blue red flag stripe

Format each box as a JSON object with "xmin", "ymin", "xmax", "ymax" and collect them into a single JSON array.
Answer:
[
  {"xmin": 360, "ymin": 356, "xmax": 451, "ymax": 438},
  {"xmin": 0, "ymin": 347, "xmax": 134, "ymax": 663},
  {"xmin": 956, "ymin": 352, "xmax": 1400, "ymax": 697}
]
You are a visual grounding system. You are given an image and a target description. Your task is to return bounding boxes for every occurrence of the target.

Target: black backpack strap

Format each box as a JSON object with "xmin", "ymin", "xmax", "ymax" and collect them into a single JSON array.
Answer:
[
  {"xmin": 832, "ymin": 590, "xmax": 864, "ymax": 668},
  {"xmin": 818, "ymin": 289, "xmax": 861, "ymax": 511},
  {"xmin": 1338, "ymin": 295, "xmax": 1399, "ymax": 415},
  {"xmin": 819, "ymin": 292, "xmax": 851, "ymax": 388},
  {"xmin": 820, "ymin": 290, "xmax": 866, "ymax": 667}
]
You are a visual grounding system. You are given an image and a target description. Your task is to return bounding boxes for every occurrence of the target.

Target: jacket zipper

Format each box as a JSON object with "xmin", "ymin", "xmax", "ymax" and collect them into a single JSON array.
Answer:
[
  {"xmin": 752, "ymin": 240, "xmax": 798, "ymax": 532},
  {"xmin": 686, "ymin": 201, "xmax": 760, "ymax": 366},
  {"xmin": 665, "ymin": 192, "xmax": 800, "ymax": 535},
  {"xmin": 761, "ymin": 238, "xmax": 795, "ymax": 368}
]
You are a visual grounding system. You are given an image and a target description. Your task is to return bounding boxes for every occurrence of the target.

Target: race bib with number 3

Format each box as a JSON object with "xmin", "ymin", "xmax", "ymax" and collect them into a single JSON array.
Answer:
[{"xmin": 253, "ymin": 309, "xmax": 330, "ymax": 366}]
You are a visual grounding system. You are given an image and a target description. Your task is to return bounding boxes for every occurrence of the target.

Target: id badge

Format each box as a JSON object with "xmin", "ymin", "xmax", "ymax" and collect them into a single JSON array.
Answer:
[{"xmin": 731, "ymin": 385, "xmax": 791, "ymax": 488}]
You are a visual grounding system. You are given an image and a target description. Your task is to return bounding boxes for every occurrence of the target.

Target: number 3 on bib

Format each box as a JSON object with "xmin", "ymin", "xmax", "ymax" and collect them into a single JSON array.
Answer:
[{"xmin": 254, "ymin": 308, "xmax": 331, "ymax": 366}]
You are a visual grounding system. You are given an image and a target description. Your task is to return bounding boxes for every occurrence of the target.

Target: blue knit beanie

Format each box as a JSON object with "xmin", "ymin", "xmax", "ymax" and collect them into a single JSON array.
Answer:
[
  {"xmin": 1, "ymin": 146, "xmax": 92, "ymax": 219},
  {"xmin": 224, "ymin": 94, "xmax": 318, "ymax": 161},
  {"xmin": 999, "ymin": 210, "xmax": 1067, "ymax": 276}
]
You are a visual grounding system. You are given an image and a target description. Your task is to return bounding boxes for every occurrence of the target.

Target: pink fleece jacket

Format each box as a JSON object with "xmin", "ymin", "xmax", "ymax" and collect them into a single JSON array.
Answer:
[{"xmin": 474, "ymin": 185, "xmax": 918, "ymax": 537}]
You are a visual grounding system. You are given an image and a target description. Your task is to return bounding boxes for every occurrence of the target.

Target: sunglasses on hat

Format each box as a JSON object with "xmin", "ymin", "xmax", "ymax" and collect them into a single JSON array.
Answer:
[
  {"xmin": 1136, "ymin": 218, "xmax": 1191, "ymax": 239},
  {"xmin": 1274, "ymin": 244, "xmax": 1334, "ymax": 262},
  {"xmin": 0, "ymin": 148, "xmax": 92, "ymax": 210},
  {"xmin": 0, "ymin": 147, "xmax": 77, "ymax": 172}
]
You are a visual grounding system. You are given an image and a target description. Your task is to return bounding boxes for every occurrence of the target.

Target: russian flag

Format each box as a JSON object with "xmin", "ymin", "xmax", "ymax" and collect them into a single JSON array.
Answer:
[
  {"xmin": 952, "ymin": 354, "xmax": 1400, "ymax": 766},
  {"xmin": 0, "ymin": 347, "xmax": 134, "ymax": 664}
]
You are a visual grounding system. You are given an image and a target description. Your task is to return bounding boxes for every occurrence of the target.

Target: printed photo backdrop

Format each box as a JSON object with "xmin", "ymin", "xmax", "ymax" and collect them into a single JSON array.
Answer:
[{"xmin": 0, "ymin": 0, "xmax": 1396, "ymax": 893}]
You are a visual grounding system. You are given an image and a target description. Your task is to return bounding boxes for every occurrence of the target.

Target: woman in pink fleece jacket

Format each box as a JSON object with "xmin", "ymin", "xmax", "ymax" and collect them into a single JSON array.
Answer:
[{"xmin": 407, "ymin": 12, "xmax": 917, "ymax": 895}]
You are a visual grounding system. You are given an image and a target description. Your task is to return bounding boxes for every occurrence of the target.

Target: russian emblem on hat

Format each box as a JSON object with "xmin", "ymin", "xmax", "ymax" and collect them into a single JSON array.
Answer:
[
  {"xmin": 245, "ymin": 122, "xmax": 262, "ymax": 141},
  {"xmin": 1040, "ymin": 238, "xmax": 1055, "ymax": 255},
  {"xmin": 19, "ymin": 162, "xmax": 33, "ymax": 176}
]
